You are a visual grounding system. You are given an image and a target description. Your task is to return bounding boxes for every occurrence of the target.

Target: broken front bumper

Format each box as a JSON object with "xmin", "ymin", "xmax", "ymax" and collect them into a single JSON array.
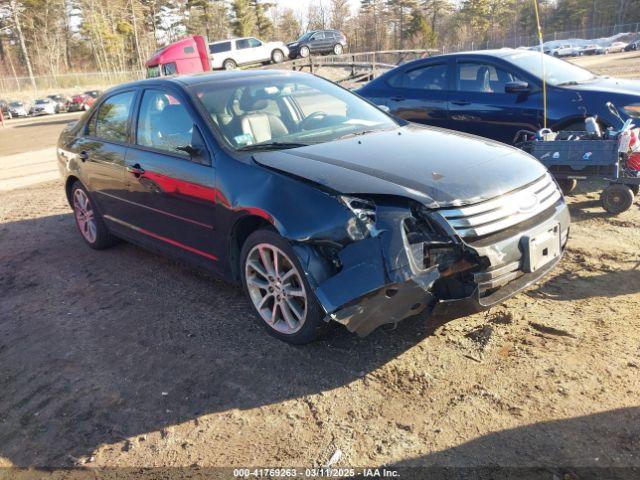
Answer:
[{"xmin": 308, "ymin": 199, "xmax": 570, "ymax": 337}]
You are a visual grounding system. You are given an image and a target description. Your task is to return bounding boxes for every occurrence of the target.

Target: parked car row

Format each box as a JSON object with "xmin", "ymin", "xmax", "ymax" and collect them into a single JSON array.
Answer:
[
  {"xmin": 0, "ymin": 91, "xmax": 101, "ymax": 120},
  {"xmin": 538, "ymin": 41, "xmax": 631, "ymax": 57}
]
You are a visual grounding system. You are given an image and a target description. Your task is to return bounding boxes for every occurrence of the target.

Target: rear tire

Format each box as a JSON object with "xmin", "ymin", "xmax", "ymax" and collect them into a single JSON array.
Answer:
[
  {"xmin": 333, "ymin": 44, "xmax": 343, "ymax": 55},
  {"xmin": 223, "ymin": 58, "xmax": 237, "ymax": 70},
  {"xmin": 240, "ymin": 230, "xmax": 325, "ymax": 344},
  {"xmin": 70, "ymin": 181, "xmax": 118, "ymax": 250},
  {"xmin": 628, "ymin": 184, "xmax": 639, "ymax": 196},
  {"xmin": 600, "ymin": 184, "xmax": 634, "ymax": 214}
]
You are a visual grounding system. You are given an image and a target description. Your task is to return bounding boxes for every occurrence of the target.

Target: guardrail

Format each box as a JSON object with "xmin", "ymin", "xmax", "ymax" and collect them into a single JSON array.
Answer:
[{"xmin": 259, "ymin": 49, "xmax": 438, "ymax": 85}]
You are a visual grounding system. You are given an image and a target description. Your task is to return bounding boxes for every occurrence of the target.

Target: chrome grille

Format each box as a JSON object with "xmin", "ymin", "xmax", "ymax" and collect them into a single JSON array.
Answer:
[{"xmin": 438, "ymin": 173, "xmax": 562, "ymax": 238}]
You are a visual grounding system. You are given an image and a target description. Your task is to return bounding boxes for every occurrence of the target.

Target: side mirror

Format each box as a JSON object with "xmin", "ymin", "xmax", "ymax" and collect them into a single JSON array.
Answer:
[
  {"xmin": 177, "ymin": 125, "xmax": 211, "ymax": 166},
  {"xmin": 378, "ymin": 104, "xmax": 391, "ymax": 113},
  {"xmin": 505, "ymin": 81, "xmax": 531, "ymax": 94}
]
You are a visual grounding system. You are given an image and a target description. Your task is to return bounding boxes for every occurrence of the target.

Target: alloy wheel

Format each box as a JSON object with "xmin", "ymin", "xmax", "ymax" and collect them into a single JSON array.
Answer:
[
  {"xmin": 73, "ymin": 188, "xmax": 97, "ymax": 243},
  {"xmin": 245, "ymin": 243, "xmax": 308, "ymax": 334},
  {"xmin": 300, "ymin": 46, "xmax": 310, "ymax": 58}
]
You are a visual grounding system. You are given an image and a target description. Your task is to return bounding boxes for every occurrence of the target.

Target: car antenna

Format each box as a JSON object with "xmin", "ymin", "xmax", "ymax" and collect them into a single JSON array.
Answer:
[{"xmin": 533, "ymin": 0, "xmax": 547, "ymax": 129}]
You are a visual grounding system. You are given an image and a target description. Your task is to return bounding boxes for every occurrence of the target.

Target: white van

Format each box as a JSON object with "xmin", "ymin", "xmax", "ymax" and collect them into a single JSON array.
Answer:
[{"xmin": 209, "ymin": 37, "xmax": 289, "ymax": 70}]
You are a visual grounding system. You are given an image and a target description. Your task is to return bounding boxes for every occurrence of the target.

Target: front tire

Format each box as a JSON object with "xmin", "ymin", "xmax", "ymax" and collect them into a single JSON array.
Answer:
[
  {"xmin": 600, "ymin": 184, "xmax": 634, "ymax": 214},
  {"xmin": 299, "ymin": 45, "xmax": 310, "ymax": 58},
  {"xmin": 558, "ymin": 178, "xmax": 577, "ymax": 196},
  {"xmin": 271, "ymin": 49, "xmax": 284, "ymax": 64},
  {"xmin": 241, "ymin": 230, "xmax": 324, "ymax": 344},
  {"xmin": 71, "ymin": 181, "xmax": 118, "ymax": 249}
]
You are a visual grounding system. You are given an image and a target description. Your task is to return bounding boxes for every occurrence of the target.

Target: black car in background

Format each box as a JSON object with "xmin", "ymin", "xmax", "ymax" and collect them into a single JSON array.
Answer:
[
  {"xmin": 625, "ymin": 40, "xmax": 640, "ymax": 51},
  {"xmin": 57, "ymin": 71, "xmax": 568, "ymax": 344},
  {"xmin": 358, "ymin": 49, "xmax": 640, "ymax": 145},
  {"xmin": 287, "ymin": 30, "xmax": 347, "ymax": 58}
]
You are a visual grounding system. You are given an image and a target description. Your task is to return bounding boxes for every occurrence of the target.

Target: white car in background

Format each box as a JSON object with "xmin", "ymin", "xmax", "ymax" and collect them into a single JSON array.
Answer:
[
  {"xmin": 607, "ymin": 41, "xmax": 628, "ymax": 53},
  {"xmin": 209, "ymin": 37, "xmax": 289, "ymax": 70},
  {"xmin": 29, "ymin": 98, "xmax": 57, "ymax": 116},
  {"xmin": 548, "ymin": 44, "xmax": 581, "ymax": 57}
]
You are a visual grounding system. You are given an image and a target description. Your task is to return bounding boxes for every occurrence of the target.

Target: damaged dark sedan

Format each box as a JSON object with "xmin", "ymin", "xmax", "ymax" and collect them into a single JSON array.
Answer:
[{"xmin": 58, "ymin": 70, "xmax": 570, "ymax": 344}]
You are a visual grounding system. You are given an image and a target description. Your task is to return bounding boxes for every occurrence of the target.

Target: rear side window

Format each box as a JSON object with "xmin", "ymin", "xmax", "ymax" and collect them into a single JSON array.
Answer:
[
  {"xmin": 136, "ymin": 89, "xmax": 195, "ymax": 158},
  {"xmin": 90, "ymin": 91, "xmax": 135, "ymax": 142},
  {"xmin": 388, "ymin": 64, "xmax": 448, "ymax": 90},
  {"xmin": 210, "ymin": 42, "xmax": 231, "ymax": 54}
]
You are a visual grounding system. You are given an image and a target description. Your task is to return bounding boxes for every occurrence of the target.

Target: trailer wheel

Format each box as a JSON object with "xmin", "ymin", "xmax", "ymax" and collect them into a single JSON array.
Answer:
[
  {"xmin": 601, "ymin": 184, "xmax": 634, "ymax": 214},
  {"xmin": 557, "ymin": 179, "xmax": 577, "ymax": 196}
]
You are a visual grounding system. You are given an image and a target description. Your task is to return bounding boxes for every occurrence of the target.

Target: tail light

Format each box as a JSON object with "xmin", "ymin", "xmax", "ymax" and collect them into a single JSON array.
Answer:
[{"xmin": 627, "ymin": 152, "xmax": 640, "ymax": 171}]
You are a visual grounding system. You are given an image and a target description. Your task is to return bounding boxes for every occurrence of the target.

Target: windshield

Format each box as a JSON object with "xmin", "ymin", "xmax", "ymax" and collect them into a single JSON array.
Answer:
[
  {"xmin": 296, "ymin": 32, "xmax": 312, "ymax": 42},
  {"xmin": 35, "ymin": 99, "xmax": 47, "ymax": 104},
  {"xmin": 506, "ymin": 51, "xmax": 596, "ymax": 86},
  {"xmin": 9, "ymin": 102, "xmax": 23, "ymax": 107},
  {"xmin": 191, "ymin": 74, "xmax": 397, "ymax": 151}
]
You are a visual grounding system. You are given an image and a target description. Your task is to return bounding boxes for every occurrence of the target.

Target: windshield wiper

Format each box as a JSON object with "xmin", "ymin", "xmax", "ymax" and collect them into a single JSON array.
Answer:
[
  {"xmin": 237, "ymin": 141, "xmax": 310, "ymax": 152},
  {"xmin": 556, "ymin": 80, "xmax": 579, "ymax": 86}
]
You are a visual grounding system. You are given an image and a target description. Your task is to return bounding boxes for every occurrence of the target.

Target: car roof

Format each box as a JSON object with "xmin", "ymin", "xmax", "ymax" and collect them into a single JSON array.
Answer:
[{"xmin": 108, "ymin": 70, "xmax": 313, "ymax": 92}]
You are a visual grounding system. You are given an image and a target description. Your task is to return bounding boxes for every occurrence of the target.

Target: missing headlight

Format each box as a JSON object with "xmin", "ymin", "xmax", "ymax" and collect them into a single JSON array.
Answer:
[{"xmin": 340, "ymin": 196, "xmax": 376, "ymax": 232}]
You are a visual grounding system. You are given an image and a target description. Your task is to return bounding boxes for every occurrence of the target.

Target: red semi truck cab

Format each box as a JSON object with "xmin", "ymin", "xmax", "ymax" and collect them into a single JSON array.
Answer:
[{"xmin": 145, "ymin": 35, "xmax": 211, "ymax": 77}]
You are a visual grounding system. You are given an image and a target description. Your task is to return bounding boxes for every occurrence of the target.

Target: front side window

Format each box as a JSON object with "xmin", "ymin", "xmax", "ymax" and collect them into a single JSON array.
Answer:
[
  {"xmin": 192, "ymin": 75, "xmax": 397, "ymax": 150},
  {"xmin": 311, "ymin": 32, "xmax": 325, "ymax": 40},
  {"xmin": 236, "ymin": 39, "xmax": 251, "ymax": 50},
  {"xmin": 456, "ymin": 62, "xmax": 524, "ymax": 93},
  {"xmin": 389, "ymin": 64, "xmax": 449, "ymax": 90},
  {"xmin": 147, "ymin": 65, "xmax": 161, "ymax": 78},
  {"xmin": 136, "ymin": 89, "xmax": 195, "ymax": 158},
  {"xmin": 92, "ymin": 91, "xmax": 134, "ymax": 142}
]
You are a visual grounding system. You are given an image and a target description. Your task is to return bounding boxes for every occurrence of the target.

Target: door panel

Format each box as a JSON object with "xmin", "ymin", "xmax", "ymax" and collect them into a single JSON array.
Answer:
[
  {"xmin": 117, "ymin": 88, "xmax": 221, "ymax": 268},
  {"xmin": 78, "ymin": 90, "xmax": 136, "ymax": 219},
  {"xmin": 448, "ymin": 61, "xmax": 540, "ymax": 143},
  {"xmin": 386, "ymin": 62, "xmax": 452, "ymax": 129}
]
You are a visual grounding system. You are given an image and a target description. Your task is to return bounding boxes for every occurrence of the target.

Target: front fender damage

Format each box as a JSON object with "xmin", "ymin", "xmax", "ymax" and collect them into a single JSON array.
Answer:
[{"xmin": 292, "ymin": 203, "xmax": 447, "ymax": 337}]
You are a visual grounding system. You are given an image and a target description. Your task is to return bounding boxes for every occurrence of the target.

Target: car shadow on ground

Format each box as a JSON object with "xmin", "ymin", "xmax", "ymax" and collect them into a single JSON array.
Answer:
[
  {"xmin": 387, "ymin": 407, "xmax": 640, "ymax": 479},
  {"xmin": 0, "ymin": 212, "xmax": 439, "ymax": 467}
]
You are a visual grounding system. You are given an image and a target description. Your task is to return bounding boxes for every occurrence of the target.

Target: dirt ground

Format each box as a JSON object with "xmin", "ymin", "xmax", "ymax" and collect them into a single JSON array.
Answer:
[{"xmin": 0, "ymin": 54, "xmax": 639, "ymax": 476}]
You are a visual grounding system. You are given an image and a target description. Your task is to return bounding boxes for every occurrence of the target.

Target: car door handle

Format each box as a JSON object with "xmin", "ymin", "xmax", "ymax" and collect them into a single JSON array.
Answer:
[
  {"xmin": 390, "ymin": 96, "xmax": 405, "ymax": 102},
  {"xmin": 78, "ymin": 151, "xmax": 89, "ymax": 162},
  {"xmin": 126, "ymin": 164, "xmax": 145, "ymax": 176},
  {"xmin": 451, "ymin": 100, "xmax": 470, "ymax": 106}
]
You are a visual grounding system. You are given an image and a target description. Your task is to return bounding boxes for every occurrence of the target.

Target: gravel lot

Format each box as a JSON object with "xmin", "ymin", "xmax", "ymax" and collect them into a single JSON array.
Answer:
[{"xmin": 0, "ymin": 56, "xmax": 639, "ymax": 475}]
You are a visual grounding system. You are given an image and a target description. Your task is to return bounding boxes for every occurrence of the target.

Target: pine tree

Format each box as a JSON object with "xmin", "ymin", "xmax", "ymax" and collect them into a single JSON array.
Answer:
[{"xmin": 231, "ymin": 0, "xmax": 256, "ymax": 37}]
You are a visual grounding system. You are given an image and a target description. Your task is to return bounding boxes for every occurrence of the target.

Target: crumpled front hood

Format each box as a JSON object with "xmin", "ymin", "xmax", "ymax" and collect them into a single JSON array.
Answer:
[{"xmin": 254, "ymin": 125, "xmax": 548, "ymax": 208}]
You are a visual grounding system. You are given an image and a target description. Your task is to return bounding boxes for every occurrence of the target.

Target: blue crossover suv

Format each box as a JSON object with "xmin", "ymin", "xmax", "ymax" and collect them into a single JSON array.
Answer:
[{"xmin": 357, "ymin": 48, "xmax": 640, "ymax": 144}]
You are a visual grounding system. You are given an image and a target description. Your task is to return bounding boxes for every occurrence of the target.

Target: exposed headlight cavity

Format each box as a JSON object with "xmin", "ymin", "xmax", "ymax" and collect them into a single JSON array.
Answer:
[{"xmin": 340, "ymin": 195, "xmax": 377, "ymax": 234}]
